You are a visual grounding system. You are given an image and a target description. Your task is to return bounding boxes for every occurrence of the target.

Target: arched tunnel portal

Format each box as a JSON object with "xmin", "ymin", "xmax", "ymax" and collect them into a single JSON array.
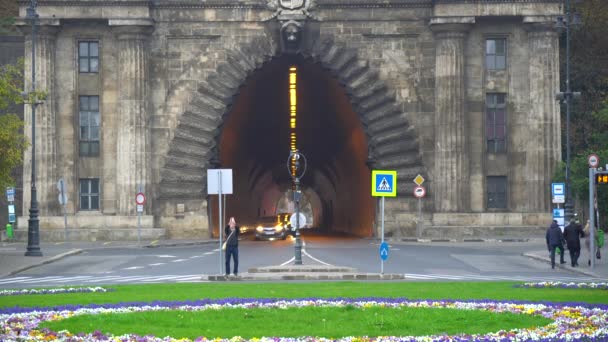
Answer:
[{"xmin": 212, "ymin": 56, "xmax": 375, "ymax": 237}]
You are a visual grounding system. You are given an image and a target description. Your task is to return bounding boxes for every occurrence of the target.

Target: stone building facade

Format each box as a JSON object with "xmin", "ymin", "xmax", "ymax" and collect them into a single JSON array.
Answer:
[{"xmin": 16, "ymin": 0, "xmax": 563, "ymax": 240}]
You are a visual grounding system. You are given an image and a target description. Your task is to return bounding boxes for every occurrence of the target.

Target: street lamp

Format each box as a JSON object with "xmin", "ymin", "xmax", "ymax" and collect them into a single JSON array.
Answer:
[
  {"xmin": 287, "ymin": 149, "xmax": 307, "ymax": 265},
  {"xmin": 24, "ymin": 0, "xmax": 42, "ymax": 257},
  {"xmin": 556, "ymin": 0, "xmax": 581, "ymax": 224}
]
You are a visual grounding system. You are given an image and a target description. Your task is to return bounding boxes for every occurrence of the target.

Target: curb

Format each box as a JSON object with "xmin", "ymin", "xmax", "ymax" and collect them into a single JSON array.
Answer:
[
  {"xmin": 144, "ymin": 240, "xmax": 217, "ymax": 248},
  {"xmin": 2, "ymin": 249, "xmax": 83, "ymax": 278},
  {"xmin": 522, "ymin": 252, "xmax": 598, "ymax": 277}
]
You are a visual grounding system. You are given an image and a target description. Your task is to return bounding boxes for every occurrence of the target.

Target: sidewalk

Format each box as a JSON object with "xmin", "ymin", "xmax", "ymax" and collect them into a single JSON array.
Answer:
[{"xmin": 524, "ymin": 246, "xmax": 608, "ymax": 278}]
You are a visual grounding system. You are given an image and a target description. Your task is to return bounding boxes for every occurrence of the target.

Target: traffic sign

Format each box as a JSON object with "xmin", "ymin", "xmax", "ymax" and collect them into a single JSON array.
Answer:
[
  {"xmin": 551, "ymin": 183, "xmax": 565, "ymax": 204},
  {"xmin": 290, "ymin": 212, "xmax": 307, "ymax": 229},
  {"xmin": 379, "ymin": 242, "xmax": 389, "ymax": 261},
  {"xmin": 413, "ymin": 185, "xmax": 426, "ymax": 198},
  {"xmin": 5, "ymin": 187, "xmax": 15, "ymax": 202},
  {"xmin": 136, "ymin": 204, "xmax": 144, "ymax": 213},
  {"xmin": 413, "ymin": 174, "xmax": 425, "ymax": 186},
  {"xmin": 372, "ymin": 170, "xmax": 397, "ymax": 197},
  {"xmin": 588, "ymin": 154, "xmax": 600, "ymax": 168},
  {"xmin": 135, "ymin": 192, "xmax": 146, "ymax": 205}
]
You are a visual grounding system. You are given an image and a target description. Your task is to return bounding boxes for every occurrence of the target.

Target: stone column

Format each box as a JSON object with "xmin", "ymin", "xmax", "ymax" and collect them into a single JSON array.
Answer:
[
  {"xmin": 112, "ymin": 23, "xmax": 153, "ymax": 215},
  {"xmin": 524, "ymin": 20, "xmax": 560, "ymax": 212},
  {"xmin": 430, "ymin": 18, "xmax": 473, "ymax": 212},
  {"xmin": 18, "ymin": 21, "xmax": 60, "ymax": 216}
]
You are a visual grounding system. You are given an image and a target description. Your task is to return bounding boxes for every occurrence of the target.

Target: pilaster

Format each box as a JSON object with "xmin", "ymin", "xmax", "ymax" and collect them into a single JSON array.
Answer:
[
  {"xmin": 429, "ymin": 18, "xmax": 473, "ymax": 212},
  {"xmin": 112, "ymin": 23, "xmax": 154, "ymax": 215},
  {"xmin": 18, "ymin": 21, "xmax": 60, "ymax": 216},
  {"xmin": 524, "ymin": 19, "xmax": 560, "ymax": 212}
]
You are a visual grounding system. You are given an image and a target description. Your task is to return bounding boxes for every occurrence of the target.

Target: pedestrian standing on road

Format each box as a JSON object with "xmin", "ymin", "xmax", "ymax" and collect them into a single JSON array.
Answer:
[
  {"xmin": 225, "ymin": 216, "xmax": 240, "ymax": 277},
  {"xmin": 546, "ymin": 220, "xmax": 566, "ymax": 269},
  {"xmin": 563, "ymin": 218, "xmax": 585, "ymax": 267}
]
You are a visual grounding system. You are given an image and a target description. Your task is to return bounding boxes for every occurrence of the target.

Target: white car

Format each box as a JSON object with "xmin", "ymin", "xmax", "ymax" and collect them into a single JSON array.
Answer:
[{"xmin": 254, "ymin": 216, "xmax": 288, "ymax": 240}]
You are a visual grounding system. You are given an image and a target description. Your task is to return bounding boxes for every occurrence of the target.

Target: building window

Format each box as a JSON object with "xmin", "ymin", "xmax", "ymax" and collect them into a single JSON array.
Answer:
[
  {"xmin": 79, "ymin": 96, "xmax": 100, "ymax": 157},
  {"xmin": 486, "ymin": 93, "xmax": 506, "ymax": 153},
  {"xmin": 487, "ymin": 176, "xmax": 507, "ymax": 209},
  {"xmin": 485, "ymin": 38, "xmax": 506, "ymax": 70},
  {"xmin": 79, "ymin": 178, "xmax": 100, "ymax": 210},
  {"xmin": 79, "ymin": 41, "xmax": 99, "ymax": 73}
]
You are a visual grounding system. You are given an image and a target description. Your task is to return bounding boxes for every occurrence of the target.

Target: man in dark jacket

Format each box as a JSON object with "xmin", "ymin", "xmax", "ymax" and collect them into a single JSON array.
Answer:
[
  {"xmin": 546, "ymin": 220, "xmax": 566, "ymax": 269},
  {"xmin": 563, "ymin": 218, "xmax": 585, "ymax": 267}
]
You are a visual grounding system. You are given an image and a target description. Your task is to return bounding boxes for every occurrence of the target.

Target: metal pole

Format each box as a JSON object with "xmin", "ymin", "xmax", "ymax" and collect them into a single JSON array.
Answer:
[
  {"xmin": 416, "ymin": 197, "xmax": 421, "ymax": 238},
  {"xmin": 137, "ymin": 184, "xmax": 142, "ymax": 246},
  {"xmin": 25, "ymin": 0, "xmax": 41, "ymax": 257},
  {"xmin": 381, "ymin": 196, "xmax": 385, "ymax": 274},
  {"xmin": 564, "ymin": 0, "xmax": 574, "ymax": 223},
  {"xmin": 294, "ymin": 178, "xmax": 302, "ymax": 265},
  {"xmin": 589, "ymin": 167, "xmax": 595, "ymax": 269},
  {"xmin": 218, "ymin": 172, "xmax": 223, "ymax": 274}
]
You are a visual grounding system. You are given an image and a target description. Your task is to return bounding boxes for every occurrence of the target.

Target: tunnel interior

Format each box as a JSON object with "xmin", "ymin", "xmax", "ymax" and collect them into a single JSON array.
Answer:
[{"xmin": 210, "ymin": 55, "xmax": 374, "ymax": 237}]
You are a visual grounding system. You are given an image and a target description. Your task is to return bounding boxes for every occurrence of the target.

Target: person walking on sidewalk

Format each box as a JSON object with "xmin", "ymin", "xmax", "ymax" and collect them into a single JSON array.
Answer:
[
  {"xmin": 224, "ymin": 217, "xmax": 240, "ymax": 277},
  {"xmin": 583, "ymin": 219, "xmax": 601, "ymax": 266},
  {"xmin": 563, "ymin": 218, "xmax": 585, "ymax": 267},
  {"xmin": 546, "ymin": 220, "xmax": 566, "ymax": 269}
]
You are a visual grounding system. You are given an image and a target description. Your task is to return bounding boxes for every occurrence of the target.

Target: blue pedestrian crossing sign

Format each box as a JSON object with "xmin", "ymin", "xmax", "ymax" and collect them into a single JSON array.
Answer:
[
  {"xmin": 379, "ymin": 242, "xmax": 389, "ymax": 261},
  {"xmin": 372, "ymin": 170, "xmax": 397, "ymax": 197}
]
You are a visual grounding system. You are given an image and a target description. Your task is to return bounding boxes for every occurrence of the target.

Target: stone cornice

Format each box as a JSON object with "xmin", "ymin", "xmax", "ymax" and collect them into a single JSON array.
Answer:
[
  {"xmin": 433, "ymin": 0, "xmax": 561, "ymax": 3},
  {"xmin": 18, "ymin": 0, "xmax": 150, "ymax": 7},
  {"xmin": 316, "ymin": 0, "xmax": 432, "ymax": 8}
]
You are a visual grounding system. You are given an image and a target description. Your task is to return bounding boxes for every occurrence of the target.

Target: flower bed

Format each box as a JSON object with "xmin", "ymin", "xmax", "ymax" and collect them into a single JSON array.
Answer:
[
  {"xmin": 514, "ymin": 282, "xmax": 608, "ymax": 290},
  {"xmin": 0, "ymin": 287, "xmax": 112, "ymax": 296},
  {"xmin": 1, "ymin": 298, "xmax": 607, "ymax": 341}
]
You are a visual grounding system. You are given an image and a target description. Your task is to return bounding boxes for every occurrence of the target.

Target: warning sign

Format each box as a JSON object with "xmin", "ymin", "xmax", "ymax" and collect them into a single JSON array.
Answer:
[{"xmin": 372, "ymin": 170, "xmax": 397, "ymax": 197}]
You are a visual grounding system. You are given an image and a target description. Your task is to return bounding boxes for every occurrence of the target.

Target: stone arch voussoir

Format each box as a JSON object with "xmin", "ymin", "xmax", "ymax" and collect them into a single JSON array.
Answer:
[{"xmin": 159, "ymin": 35, "xmax": 426, "ymax": 200}]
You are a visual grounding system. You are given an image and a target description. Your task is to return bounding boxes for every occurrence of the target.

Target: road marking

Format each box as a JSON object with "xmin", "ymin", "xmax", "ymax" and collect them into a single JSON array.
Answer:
[
  {"xmin": 156, "ymin": 255, "xmax": 176, "ymax": 258},
  {"xmin": 302, "ymin": 249, "xmax": 332, "ymax": 266},
  {"xmin": 189, "ymin": 255, "xmax": 203, "ymax": 258},
  {"xmin": 0, "ymin": 277, "xmax": 31, "ymax": 284},
  {"xmin": 280, "ymin": 257, "xmax": 295, "ymax": 266},
  {"xmin": 204, "ymin": 252, "xmax": 215, "ymax": 255},
  {"xmin": 171, "ymin": 259, "xmax": 187, "ymax": 263},
  {"xmin": 148, "ymin": 263, "xmax": 165, "ymax": 266},
  {"xmin": 122, "ymin": 266, "xmax": 145, "ymax": 270}
]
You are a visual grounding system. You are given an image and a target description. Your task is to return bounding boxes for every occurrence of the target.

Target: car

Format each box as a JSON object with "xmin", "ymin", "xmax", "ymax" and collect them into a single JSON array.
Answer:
[{"xmin": 254, "ymin": 215, "xmax": 288, "ymax": 240}]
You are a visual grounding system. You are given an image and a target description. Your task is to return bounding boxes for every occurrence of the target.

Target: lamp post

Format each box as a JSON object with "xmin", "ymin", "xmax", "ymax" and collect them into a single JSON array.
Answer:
[
  {"xmin": 287, "ymin": 149, "xmax": 307, "ymax": 265},
  {"xmin": 25, "ymin": 0, "xmax": 42, "ymax": 257},
  {"xmin": 556, "ymin": 0, "xmax": 581, "ymax": 224}
]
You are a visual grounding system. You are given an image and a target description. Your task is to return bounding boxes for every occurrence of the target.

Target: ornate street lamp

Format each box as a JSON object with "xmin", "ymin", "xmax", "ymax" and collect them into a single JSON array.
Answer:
[
  {"xmin": 24, "ymin": 0, "xmax": 42, "ymax": 257},
  {"xmin": 556, "ymin": 0, "xmax": 581, "ymax": 224},
  {"xmin": 287, "ymin": 149, "xmax": 307, "ymax": 265}
]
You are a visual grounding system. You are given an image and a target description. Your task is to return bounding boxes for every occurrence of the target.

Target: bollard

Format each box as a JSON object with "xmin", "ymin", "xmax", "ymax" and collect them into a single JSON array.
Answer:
[{"xmin": 6, "ymin": 224, "xmax": 13, "ymax": 239}]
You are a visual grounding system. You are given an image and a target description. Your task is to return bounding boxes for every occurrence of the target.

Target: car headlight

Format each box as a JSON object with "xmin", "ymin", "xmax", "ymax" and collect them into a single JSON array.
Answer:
[
  {"xmin": 275, "ymin": 225, "xmax": 283, "ymax": 232},
  {"xmin": 256, "ymin": 226, "xmax": 263, "ymax": 233}
]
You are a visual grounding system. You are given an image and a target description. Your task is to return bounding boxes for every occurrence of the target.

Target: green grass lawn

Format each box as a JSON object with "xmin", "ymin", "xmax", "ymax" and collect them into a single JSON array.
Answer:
[
  {"xmin": 38, "ymin": 306, "xmax": 552, "ymax": 339},
  {"xmin": 2, "ymin": 281, "xmax": 606, "ymax": 340}
]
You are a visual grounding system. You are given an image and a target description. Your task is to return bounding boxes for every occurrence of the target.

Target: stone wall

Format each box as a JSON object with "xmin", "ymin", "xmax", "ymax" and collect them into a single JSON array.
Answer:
[{"xmin": 15, "ymin": 0, "xmax": 563, "ymax": 240}]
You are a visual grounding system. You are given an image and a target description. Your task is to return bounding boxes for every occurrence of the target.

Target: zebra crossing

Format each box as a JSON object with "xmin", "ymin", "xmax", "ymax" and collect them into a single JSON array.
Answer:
[
  {"xmin": 404, "ymin": 273, "xmax": 605, "ymax": 282},
  {"xmin": 0, "ymin": 273, "xmax": 603, "ymax": 287},
  {"xmin": 0, "ymin": 274, "xmax": 207, "ymax": 287}
]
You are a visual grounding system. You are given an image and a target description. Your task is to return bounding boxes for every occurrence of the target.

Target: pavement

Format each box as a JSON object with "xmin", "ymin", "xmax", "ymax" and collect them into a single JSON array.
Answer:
[{"xmin": 1, "ymin": 238, "xmax": 607, "ymax": 281}]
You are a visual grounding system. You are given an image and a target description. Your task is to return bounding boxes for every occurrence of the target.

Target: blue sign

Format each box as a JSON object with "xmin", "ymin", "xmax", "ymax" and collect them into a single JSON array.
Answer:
[
  {"xmin": 6, "ymin": 187, "xmax": 15, "ymax": 202},
  {"xmin": 8, "ymin": 214, "xmax": 15, "ymax": 223},
  {"xmin": 372, "ymin": 170, "xmax": 397, "ymax": 197},
  {"xmin": 379, "ymin": 242, "xmax": 389, "ymax": 261},
  {"xmin": 551, "ymin": 183, "xmax": 565, "ymax": 196}
]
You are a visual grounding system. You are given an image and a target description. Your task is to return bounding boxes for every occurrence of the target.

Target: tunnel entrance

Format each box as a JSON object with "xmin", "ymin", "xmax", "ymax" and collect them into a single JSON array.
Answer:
[{"xmin": 210, "ymin": 55, "xmax": 374, "ymax": 237}]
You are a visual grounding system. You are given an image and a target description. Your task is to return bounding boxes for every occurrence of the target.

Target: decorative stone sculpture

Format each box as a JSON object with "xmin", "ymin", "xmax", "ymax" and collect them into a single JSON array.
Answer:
[{"xmin": 266, "ymin": 0, "xmax": 318, "ymax": 53}]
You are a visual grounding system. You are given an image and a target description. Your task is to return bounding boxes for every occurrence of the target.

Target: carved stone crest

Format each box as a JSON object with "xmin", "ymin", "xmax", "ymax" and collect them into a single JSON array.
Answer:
[{"xmin": 265, "ymin": 0, "xmax": 319, "ymax": 53}]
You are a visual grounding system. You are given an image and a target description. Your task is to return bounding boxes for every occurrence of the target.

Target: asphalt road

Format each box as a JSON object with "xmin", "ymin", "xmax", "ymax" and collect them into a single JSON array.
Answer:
[{"xmin": 0, "ymin": 234, "xmax": 603, "ymax": 288}]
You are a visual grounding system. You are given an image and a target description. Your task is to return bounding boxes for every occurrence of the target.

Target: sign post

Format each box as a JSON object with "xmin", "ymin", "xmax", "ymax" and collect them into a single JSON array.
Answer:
[
  {"xmin": 207, "ymin": 169, "xmax": 233, "ymax": 275},
  {"xmin": 588, "ymin": 154, "xmax": 600, "ymax": 269},
  {"xmin": 372, "ymin": 170, "xmax": 397, "ymax": 274},
  {"xmin": 57, "ymin": 179, "xmax": 68, "ymax": 241},
  {"xmin": 135, "ymin": 188, "xmax": 146, "ymax": 246},
  {"xmin": 6, "ymin": 187, "xmax": 16, "ymax": 226},
  {"xmin": 413, "ymin": 175, "xmax": 425, "ymax": 238}
]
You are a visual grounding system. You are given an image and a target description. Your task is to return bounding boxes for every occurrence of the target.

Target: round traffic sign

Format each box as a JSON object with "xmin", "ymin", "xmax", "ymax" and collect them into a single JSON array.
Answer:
[
  {"xmin": 413, "ymin": 185, "xmax": 426, "ymax": 198},
  {"xmin": 290, "ymin": 212, "xmax": 307, "ymax": 229},
  {"xmin": 135, "ymin": 192, "xmax": 146, "ymax": 205},
  {"xmin": 588, "ymin": 154, "xmax": 600, "ymax": 168}
]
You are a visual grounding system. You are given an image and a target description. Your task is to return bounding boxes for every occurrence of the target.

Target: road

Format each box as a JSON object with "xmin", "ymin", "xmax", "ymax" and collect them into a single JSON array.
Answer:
[{"xmin": 0, "ymin": 234, "xmax": 603, "ymax": 288}]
